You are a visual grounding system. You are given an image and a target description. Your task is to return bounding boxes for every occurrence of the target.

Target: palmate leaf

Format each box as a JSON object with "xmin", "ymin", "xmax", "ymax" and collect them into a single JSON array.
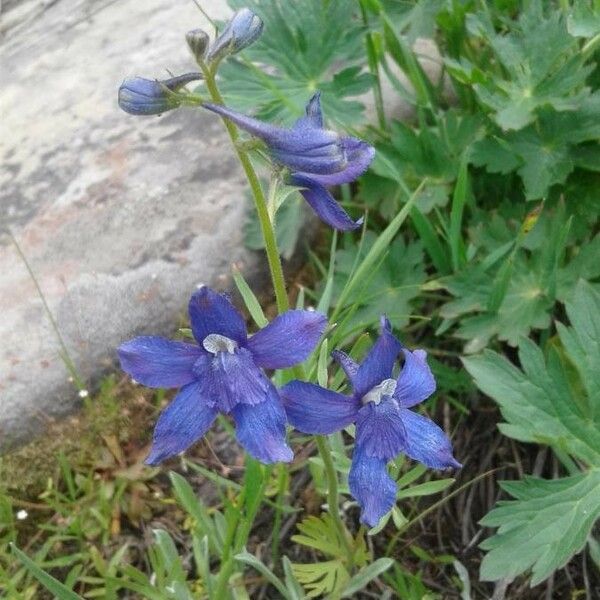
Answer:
[
  {"xmin": 467, "ymin": 0, "xmax": 593, "ymax": 131},
  {"xmin": 221, "ymin": 0, "xmax": 371, "ymax": 127},
  {"xmin": 479, "ymin": 470, "xmax": 600, "ymax": 586},
  {"xmin": 471, "ymin": 93, "xmax": 600, "ymax": 199},
  {"xmin": 441, "ymin": 201, "xmax": 600, "ymax": 351},
  {"xmin": 291, "ymin": 560, "xmax": 349, "ymax": 599},
  {"xmin": 463, "ymin": 281, "xmax": 600, "ymax": 585},
  {"xmin": 291, "ymin": 514, "xmax": 370, "ymax": 598}
]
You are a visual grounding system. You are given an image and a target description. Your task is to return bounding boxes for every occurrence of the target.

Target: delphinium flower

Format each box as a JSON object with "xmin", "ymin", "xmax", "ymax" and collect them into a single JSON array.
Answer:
[
  {"xmin": 118, "ymin": 286, "xmax": 326, "ymax": 465},
  {"xmin": 118, "ymin": 73, "xmax": 203, "ymax": 116},
  {"xmin": 281, "ymin": 317, "xmax": 460, "ymax": 526},
  {"xmin": 203, "ymin": 93, "xmax": 375, "ymax": 231}
]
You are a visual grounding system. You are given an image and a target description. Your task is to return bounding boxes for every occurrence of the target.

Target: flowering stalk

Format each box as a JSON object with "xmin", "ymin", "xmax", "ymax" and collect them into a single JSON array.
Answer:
[
  {"xmin": 199, "ymin": 64, "xmax": 290, "ymax": 314},
  {"xmin": 198, "ymin": 59, "xmax": 359, "ymax": 571}
]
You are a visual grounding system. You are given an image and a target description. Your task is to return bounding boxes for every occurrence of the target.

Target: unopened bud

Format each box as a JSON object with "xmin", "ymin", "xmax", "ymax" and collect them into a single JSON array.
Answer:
[
  {"xmin": 206, "ymin": 8, "xmax": 263, "ymax": 63},
  {"xmin": 118, "ymin": 72, "xmax": 202, "ymax": 116},
  {"xmin": 186, "ymin": 28, "xmax": 210, "ymax": 62}
]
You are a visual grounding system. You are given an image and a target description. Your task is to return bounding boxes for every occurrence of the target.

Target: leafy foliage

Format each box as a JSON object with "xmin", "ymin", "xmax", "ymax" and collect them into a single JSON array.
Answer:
[
  {"xmin": 464, "ymin": 281, "xmax": 600, "ymax": 584},
  {"xmin": 222, "ymin": 0, "xmax": 371, "ymax": 126},
  {"xmin": 290, "ymin": 513, "xmax": 369, "ymax": 598}
]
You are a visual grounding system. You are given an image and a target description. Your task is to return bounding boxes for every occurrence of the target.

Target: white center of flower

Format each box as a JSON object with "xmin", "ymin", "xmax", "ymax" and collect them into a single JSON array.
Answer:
[
  {"xmin": 362, "ymin": 378, "xmax": 397, "ymax": 405},
  {"xmin": 203, "ymin": 333, "xmax": 238, "ymax": 355}
]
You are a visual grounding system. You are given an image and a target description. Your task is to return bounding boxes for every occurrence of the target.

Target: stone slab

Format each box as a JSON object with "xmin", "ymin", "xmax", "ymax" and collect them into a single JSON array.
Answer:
[{"xmin": 0, "ymin": 0, "xmax": 246, "ymax": 451}]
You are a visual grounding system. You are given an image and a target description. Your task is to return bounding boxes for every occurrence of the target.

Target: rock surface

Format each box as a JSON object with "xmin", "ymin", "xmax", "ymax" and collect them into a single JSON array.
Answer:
[
  {"xmin": 0, "ymin": 0, "xmax": 447, "ymax": 452},
  {"xmin": 0, "ymin": 0, "xmax": 246, "ymax": 452}
]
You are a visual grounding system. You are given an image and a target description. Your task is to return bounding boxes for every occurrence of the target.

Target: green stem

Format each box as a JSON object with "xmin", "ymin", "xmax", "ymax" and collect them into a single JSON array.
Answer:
[
  {"xmin": 213, "ymin": 500, "xmax": 244, "ymax": 599},
  {"xmin": 359, "ymin": 0, "xmax": 386, "ymax": 130},
  {"xmin": 315, "ymin": 435, "xmax": 355, "ymax": 569},
  {"xmin": 201, "ymin": 67, "xmax": 289, "ymax": 314},
  {"xmin": 270, "ymin": 464, "xmax": 289, "ymax": 565}
]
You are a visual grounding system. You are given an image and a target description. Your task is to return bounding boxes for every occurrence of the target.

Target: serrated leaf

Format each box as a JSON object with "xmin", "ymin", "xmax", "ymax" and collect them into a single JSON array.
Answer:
[
  {"xmin": 470, "ymin": 2, "xmax": 592, "ymax": 132},
  {"xmin": 479, "ymin": 470, "xmax": 600, "ymax": 585},
  {"xmin": 221, "ymin": 0, "xmax": 368, "ymax": 127}
]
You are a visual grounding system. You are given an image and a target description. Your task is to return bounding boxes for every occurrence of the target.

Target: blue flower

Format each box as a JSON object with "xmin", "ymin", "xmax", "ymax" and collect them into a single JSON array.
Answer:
[
  {"xmin": 203, "ymin": 93, "xmax": 375, "ymax": 231},
  {"xmin": 118, "ymin": 73, "xmax": 202, "ymax": 116},
  {"xmin": 206, "ymin": 8, "xmax": 264, "ymax": 63},
  {"xmin": 281, "ymin": 317, "xmax": 460, "ymax": 527},
  {"xmin": 118, "ymin": 287, "xmax": 327, "ymax": 465}
]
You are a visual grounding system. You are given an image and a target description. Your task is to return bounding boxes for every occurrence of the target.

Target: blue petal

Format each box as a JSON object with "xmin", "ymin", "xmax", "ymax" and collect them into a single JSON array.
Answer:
[
  {"xmin": 188, "ymin": 287, "xmax": 247, "ymax": 346},
  {"xmin": 118, "ymin": 336, "xmax": 203, "ymax": 388},
  {"xmin": 400, "ymin": 408, "xmax": 461, "ymax": 469},
  {"xmin": 355, "ymin": 397, "xmax": 406, "ymax": 461},
  {"xmin": 331, "ymin": 350, "xmax": 359, "ymax": 384},
  {"xmin": 395, "ymin": 349, "xmax": 436, "ymax": 408},
  {"xmin": 353, "ymin": 316, "xmax": 402, "ymax": 399},
  {"xmin": 247, "ymin": 310, "xmax": 327, "ymax": 369},
  {"xmin": 281, "ymin": 380, "xmax": 360, "ymax": 434},
  {"xmin": 203, "ymin": 103, "xmax": 339, "ymax": 156},
  {"xmin": 295, "ymin": 138, "xmax": 375, "ymax": 186},
  {"xmin": 194, "ymin": 348, "xmax": 270, "ymax": 413},
  {"xmin": 272, "ymin": 145, "xmax": 346, "ymax": 175},
  {"xmin": 145, "ymin": 381, "xmax": 218, "ymax": 465},
  {"xmin": 232, "ymin": 384, "xmax": 293, "ymax": 463},
  {"xmin": 293, "ymin": 92, "xmax": 323, "ymax": 129},
  {"xmin": 349, "ymin": 446, "xmax": 396, "ymax": 527},
  {"xmin": 290, "ymin": 174, "xmax": 363, "ymax": 231}
]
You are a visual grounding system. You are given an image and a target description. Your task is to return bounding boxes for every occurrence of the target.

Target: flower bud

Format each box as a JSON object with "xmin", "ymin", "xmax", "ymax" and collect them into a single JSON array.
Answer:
[
  {"xmin": 186, "ymin": 28, "xmax": 210, "ymax": 62},
  {"xmin": 118, "ymin": 73, "xmax": 202, "ymax": 116},
  {"xmin": 206, "ymin": 8, "xmax": 263, "ymax": 63}
]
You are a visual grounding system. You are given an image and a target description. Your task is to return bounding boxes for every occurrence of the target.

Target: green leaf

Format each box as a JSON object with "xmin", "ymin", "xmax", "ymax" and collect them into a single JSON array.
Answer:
[
  {"xmin": 463, "ymin": 340, "xmax": 600, "ymax": 464},
  {"xmin": 469, "ymin": 2, "xmax": 592, "ymax": 132},
  {"xmin": 235, "ymin": 550, "xmax": 290, "ymax": 599},
  {"xmin": 465, "ymin": 281, "xmax": 600, "ymax": 583},
  {"xmin": 291, "ymin": 514, "xmax": 348, "ymax": 559},
  {"xmin": 169, "ymin": 472, "xmax": 223, "ymax": 553},
  {"xmin": 479, "ymin": 470, "xmax": 600, "ymax": 585},
  {"xmin": 341, "ymin": 558, "xmax": 395, "ymax": 597},
  {"xmin": 221, "ymin": 0, "xmax": 369, "ymax": 126},
  {"xmin": 395, "ymin": 478, "xmax": 455, "ymax": 500},
  {"xmin": 291, "ymin": 560, "xmax": 349, "ymax": 599},
  {"xmin": 282, "ymin": 557, "xmax": 306, "ymax": 600},
  {"xmin": 10, "ymin": 544, "xmax": 84, "ymax": 600},
  {"xmin": 232, "ymin": 268, "xmax": 268, "ymax": 328},
  {"xmin": 556, "ymin": 280, "xmax": 600, "ymax": 413}
]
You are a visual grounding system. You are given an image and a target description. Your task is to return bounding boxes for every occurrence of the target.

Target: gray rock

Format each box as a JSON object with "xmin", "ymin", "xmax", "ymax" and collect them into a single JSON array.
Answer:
[{"xmin": 0, "ymin": 0, "xmax": 246, "ymax": 452}]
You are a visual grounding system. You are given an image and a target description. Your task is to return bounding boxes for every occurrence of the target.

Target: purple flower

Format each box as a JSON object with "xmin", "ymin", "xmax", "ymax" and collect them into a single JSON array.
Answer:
[
  {"xmin": 118, "ymin": 73, "xmax": 202, "ymax": 116},
  {"xmin": 203, "ymin": 93, "xmax": 375, "ymax": 231},
  {"xmin": 281, "ymin": 317, "xmax": 460, "ymax": 527},
  {"xmin": 118, "ymin": 287, "xmax": 327, "ymax": 465},
  {"xmin": 206, "ymin": 8, "xmax": 264, "ymax": 63}
]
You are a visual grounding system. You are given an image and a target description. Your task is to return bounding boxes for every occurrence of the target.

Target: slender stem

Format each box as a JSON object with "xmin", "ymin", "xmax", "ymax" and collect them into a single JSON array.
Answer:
[
  {"xmin": 213, "ymin": 500, "xmax": 243, "ymax": 599},
  {"xmin": 270, "ymin": 464, "xmax": 289, "ymax": 565},
  {"xmin": 9, "ymin": 230, "xmax": 84, "ymax": 389},
  {"xmin": 315, "ymin": 435, "xmax": 355, "ymax": 569},
  {"xmin": 201, "ymin": 67, "xmax": 289, "ymax": 314}
]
